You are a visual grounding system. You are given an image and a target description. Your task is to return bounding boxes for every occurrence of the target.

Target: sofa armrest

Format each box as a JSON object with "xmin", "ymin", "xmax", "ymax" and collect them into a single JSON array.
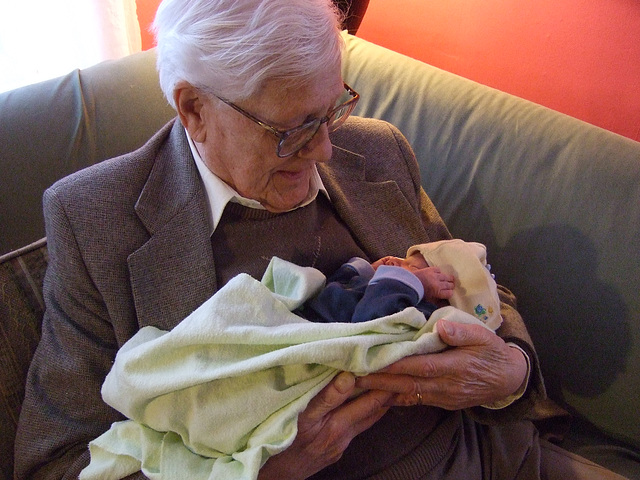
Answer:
[{"xmin": 0, "ymin": 238, "xmax": 48, "ymax": 480}]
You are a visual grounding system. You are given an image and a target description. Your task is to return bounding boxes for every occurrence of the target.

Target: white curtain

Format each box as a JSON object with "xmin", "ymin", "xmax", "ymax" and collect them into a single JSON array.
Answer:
[{"xmin": 0, "ymin": 0, "xmax": 141, "ymax": 93}]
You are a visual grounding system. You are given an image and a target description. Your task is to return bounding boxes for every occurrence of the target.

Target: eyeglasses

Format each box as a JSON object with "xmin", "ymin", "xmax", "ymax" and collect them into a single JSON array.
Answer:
[{"xmin": 215, "ymin": 83, "xmax": 359, "ymax": 158}]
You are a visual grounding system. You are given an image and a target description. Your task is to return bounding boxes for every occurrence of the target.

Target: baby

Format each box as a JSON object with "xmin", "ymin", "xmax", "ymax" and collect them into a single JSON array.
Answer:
[
  {"xmin": 297, "ymin": 239, "xmax": 502, "ymax": 329},
  {"xmin": 372, "ymin": 251, "xmax": 455, "ymax": 304}
]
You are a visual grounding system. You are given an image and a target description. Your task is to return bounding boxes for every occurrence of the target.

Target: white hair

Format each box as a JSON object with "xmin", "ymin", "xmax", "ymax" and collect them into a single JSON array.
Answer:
[{"xmin": 153, "ymin": 0, "xmax": 345, "ymax": 108}]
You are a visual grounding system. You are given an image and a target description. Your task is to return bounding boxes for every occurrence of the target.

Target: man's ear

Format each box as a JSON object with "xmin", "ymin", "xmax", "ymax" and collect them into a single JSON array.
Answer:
[{"xmin": 174, "ymin": 83, "xmax": 208, "ymax": 143}]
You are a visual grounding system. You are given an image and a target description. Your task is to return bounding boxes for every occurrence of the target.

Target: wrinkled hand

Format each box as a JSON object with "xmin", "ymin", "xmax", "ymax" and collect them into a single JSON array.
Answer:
[
  {"xmin": 355, "ymin": 319, "xmax": 528, "ymax": 410},
  {"xmin": 258, "ymin": 372, "xmax": 393, "ymax": 480}
]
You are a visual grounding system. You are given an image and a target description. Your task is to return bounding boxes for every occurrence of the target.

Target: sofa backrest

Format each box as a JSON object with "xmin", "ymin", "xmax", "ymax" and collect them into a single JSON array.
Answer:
[{"xmin": 0, "ymin": 50, "xmax": 175, "ymax": 255}]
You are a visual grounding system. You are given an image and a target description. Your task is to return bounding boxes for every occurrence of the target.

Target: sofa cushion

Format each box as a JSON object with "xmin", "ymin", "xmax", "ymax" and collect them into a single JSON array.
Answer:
[{"xmin": 0, "ymin": 238, "xmax": 48, "ymax": 480}]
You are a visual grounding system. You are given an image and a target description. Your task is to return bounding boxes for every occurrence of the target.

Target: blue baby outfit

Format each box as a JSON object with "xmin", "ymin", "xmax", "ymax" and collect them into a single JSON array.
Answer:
[{"xmin": 297, "ymin": 257, "xmax": 438, "ymax": 323}]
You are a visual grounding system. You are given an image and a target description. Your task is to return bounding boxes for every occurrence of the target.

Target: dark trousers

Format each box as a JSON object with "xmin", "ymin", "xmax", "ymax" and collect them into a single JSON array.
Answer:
[{"xmin": 366, "ymin": 412, "xmax": 629, "ymax": 480}]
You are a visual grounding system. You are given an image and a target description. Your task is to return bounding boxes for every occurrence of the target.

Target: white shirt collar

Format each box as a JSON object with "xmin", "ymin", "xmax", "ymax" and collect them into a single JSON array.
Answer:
[{"xmin": 186, "ymin": 129, "xmax": 329, "ymax": 235}]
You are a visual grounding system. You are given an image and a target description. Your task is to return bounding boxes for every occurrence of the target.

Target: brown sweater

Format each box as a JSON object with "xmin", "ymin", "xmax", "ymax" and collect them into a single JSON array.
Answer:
[{"xmin": 211, "ymin": 194, "xmax": 367, "ymax": 287}]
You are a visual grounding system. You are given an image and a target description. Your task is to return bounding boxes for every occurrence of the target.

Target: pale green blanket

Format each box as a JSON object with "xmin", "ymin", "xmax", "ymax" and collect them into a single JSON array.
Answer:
[{"xmin": 80, "ymin": 258, "xmax": 492, "ymax": 480}]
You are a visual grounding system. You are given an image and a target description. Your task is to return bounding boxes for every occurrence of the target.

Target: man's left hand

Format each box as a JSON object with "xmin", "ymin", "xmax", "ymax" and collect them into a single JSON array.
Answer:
[{"xmin": 354, "ymin": 319, "xmax": 528, "ymax": 409}]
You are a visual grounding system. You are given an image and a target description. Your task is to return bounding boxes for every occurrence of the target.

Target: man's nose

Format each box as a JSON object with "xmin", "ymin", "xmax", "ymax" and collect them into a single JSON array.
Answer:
[{"xmin": 296, "ymin": 124, "xmax": 333, "ymax": 163}]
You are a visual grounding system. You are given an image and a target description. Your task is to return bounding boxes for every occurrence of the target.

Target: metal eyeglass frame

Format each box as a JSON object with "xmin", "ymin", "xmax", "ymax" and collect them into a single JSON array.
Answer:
[{"xmin": 214, "ymin": 83, "xmax": 360, "ymax": 158}]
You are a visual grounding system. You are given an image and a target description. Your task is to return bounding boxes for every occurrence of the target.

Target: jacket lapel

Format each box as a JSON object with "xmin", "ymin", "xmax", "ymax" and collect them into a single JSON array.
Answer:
[
  {"xmin": 320, "ymin": 145, "xmax": 429, "ymax": 261},
  {"xmin": 128, "ymin": 121, "xmax": 216, "ymax": 330}
]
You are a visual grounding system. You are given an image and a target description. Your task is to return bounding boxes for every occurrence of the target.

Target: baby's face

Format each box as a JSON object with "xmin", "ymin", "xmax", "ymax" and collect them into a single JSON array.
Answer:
[
  {"xmin": 372, "ymin": 252, "xmax": 428, "ymax": 272},
  {"xmin": 401, "ymin": 252, "xmax": 429, "ymax": 271}
]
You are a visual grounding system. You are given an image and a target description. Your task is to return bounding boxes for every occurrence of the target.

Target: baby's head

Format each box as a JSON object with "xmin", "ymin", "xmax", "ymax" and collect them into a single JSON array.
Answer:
[{"xmin": 371, "ymin": 251, "xmax": 429, "ymax": 273}]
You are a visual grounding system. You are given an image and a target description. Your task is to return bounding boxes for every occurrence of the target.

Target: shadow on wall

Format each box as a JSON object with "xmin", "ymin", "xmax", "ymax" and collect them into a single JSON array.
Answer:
[{"xmin": 493, "ymin": 225, "xmax": 631, "ymax": 401}]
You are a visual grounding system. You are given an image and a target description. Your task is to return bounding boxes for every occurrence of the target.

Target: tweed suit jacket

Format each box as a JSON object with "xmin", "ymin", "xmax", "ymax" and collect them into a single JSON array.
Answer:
[{"xmin": 15, "ymin": 116, "xmax": 543, "ymax": 479}]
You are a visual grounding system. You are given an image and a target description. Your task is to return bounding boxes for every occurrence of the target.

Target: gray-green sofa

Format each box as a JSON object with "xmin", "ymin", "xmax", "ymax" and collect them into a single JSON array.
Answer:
[{"xmin": 1, "ymin": 33, "xmax": 639, "ymax": 479}]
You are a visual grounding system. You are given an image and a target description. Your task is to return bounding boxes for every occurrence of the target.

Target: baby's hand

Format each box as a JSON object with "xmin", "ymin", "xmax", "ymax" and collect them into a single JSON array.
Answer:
[{"xmin": 413, "ymin": 267, "xmax": 455, "ymax": 303}]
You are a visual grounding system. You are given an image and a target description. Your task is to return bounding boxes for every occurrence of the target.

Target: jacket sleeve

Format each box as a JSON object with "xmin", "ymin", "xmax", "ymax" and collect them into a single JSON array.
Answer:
[{"xmin": 13, "ymin": 187, "xmax": 145, "ymax": 480}]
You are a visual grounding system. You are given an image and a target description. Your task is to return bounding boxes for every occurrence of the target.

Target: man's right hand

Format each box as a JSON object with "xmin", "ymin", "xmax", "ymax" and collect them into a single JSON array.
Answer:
[{"xmin": 258, "ymin": 372, "xmax": 392, "ymax": 480}]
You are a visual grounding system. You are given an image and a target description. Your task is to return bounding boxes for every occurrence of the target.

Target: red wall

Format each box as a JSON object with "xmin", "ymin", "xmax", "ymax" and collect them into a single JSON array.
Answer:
[
  {"xmin": 136, "ymin": 0, "xmax": 640, "ymax": 142},
  {"xmin": 137, "ymin": 0, "xmax": 160, "ymax": 51},
  {"xmin": 356, "ymin": 0, "xmax": 640, "ymax": 142}
]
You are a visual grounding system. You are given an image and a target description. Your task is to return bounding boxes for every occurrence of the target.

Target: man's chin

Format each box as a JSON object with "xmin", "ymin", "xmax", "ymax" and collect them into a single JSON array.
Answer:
[{"xmin": 261, "ymin": 190, "xmax": 311, "ymax": 213}]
